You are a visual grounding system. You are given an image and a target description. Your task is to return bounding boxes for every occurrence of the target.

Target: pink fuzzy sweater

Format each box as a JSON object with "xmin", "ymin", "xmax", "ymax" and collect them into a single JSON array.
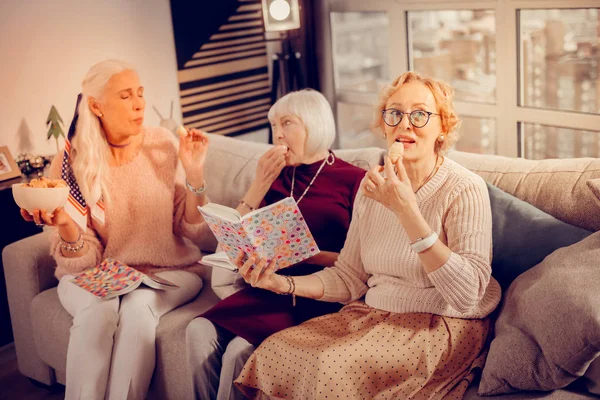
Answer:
[
  {"xmin": 48, "ymin": 126, "xmax": 213, "ymax": 279},
  {"xmin": 315, "ymin": 157, "xmax": 502, "ymax": 319}
]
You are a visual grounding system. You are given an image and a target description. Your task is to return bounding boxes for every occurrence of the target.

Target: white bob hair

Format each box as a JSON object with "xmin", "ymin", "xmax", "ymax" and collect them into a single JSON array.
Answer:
[{"xmin": 267, "ymin": 89, "xmax": 336, "ymax": 156}]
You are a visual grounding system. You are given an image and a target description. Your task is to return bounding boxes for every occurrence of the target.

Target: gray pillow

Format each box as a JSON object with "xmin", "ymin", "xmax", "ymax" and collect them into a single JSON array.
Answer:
[
  {"xmin": 585, "ymin": 357, "xmax": 600, "ymax": 395},
  {"xmin": 487, "ymin": 183, "xmax": 592, "ymax": 290},
  {"xmin": 479, "ymin": 232, "xmax": 600, "ymax": 395}
]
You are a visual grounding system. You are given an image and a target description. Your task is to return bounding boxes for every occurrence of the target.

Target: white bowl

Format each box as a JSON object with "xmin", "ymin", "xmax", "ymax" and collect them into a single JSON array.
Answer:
[{"xmin": 12, "ymin": 184, "xmax": 70, "ymax": 215}]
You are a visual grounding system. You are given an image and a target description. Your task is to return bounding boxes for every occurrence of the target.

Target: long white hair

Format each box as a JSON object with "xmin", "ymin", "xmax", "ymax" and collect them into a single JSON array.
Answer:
[{"xmin": 70, "ymin": 59, "xmax": 136, "ymax": 207}]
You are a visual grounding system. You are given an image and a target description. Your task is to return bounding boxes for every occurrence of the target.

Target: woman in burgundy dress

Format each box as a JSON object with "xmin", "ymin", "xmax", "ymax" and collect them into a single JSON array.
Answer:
[{"xmin": 185, "ymin": 89, "xmax": 366, "ymax": 400}]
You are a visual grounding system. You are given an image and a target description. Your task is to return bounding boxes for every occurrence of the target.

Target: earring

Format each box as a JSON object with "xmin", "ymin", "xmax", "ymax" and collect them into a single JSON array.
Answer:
[
  {"xmin": 437, "ymin": 134, "xmax": 445, "ymax": 142},
  {"xmin": 382, "ymin": 132, "xmax": 387, "ymax": 139},
  {"xmin": 98, "ymin": 113, "xmax": 103, "ymax": 117}
]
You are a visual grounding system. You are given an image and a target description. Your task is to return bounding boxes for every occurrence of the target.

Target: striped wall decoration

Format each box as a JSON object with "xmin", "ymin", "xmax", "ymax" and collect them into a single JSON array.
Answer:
[{"xmin": 171, "ymin": 0, "xmax": 271, "ymax": 137}]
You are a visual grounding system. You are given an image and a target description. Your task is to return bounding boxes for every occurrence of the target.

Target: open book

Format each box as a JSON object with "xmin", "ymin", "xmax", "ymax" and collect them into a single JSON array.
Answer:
[
  {"xmin": 198, "ymin": 197, "xmax": 319, "ymax": 270},
  {"xmin": 200, "ymin": 251, "xmax": 238, "ymax": 271},
  {"xmin": 71, "ymin": 258, "xmax": 179, "ymax": 299}
]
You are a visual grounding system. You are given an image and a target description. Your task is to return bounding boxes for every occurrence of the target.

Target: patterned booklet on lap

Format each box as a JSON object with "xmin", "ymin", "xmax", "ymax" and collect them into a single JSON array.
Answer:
[
  {"xmin": 71, "ymin": 258, "xmax": 179, "ymax": 299},
  {"xmin": 198, "ymin": 197, "xmax": 319, "ymax": 271}
]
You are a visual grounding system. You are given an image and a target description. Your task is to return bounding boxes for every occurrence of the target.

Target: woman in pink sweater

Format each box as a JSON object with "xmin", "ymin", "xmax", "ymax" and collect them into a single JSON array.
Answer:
[
  {"xmin": 20, "ymin": 60, "xmax": 210, "ymax": 400},
  {"xmin": 231, "ymin": 72, "xmax": 502, "ymax": 399}
]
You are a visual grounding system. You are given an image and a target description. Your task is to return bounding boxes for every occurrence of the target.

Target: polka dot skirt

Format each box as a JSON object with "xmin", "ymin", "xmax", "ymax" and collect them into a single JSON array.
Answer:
[{"xmin": 234, "ymin": 301, "xmax": 490, "ymax": 400}]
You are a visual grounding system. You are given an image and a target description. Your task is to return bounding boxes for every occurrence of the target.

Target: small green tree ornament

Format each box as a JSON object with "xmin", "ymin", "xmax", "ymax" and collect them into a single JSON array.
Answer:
[{"xmin": 46, "ymin": 105, "xmax": 65, "ymax": 153}]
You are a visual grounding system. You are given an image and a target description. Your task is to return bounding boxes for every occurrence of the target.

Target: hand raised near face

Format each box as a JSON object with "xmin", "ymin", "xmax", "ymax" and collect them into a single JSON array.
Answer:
[
  {"xmin": 178, "ymin": 126, "xmax": 209, "ymax": 184},
  {"xmin": 361, "ymin": 156, "xmax": 418, "ymax": 215},
  {"xmin": 254, "ymin": 145, "xmax": 287, "ymax": 191}
]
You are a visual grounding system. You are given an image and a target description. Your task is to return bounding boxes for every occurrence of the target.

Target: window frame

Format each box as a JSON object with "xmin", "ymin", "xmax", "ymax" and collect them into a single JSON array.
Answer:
[{"xmin": 325, "ymin": 0, "xmax": 600, "ymax": 157}]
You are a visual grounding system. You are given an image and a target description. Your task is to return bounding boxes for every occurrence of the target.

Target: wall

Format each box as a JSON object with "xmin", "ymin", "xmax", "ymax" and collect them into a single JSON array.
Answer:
[
  {"xmin": 171, "ymin": 0, "xmax": 272, "ymax": 137},
  {"xmin": 0, "ymin": 0, "xmax": 182, "ymax": 157}
]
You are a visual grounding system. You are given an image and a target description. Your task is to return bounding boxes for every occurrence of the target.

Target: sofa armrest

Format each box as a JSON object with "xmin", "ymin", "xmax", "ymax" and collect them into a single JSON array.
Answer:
[{"xmin": 2, "ymin": 230, "xmax": 58, "ymax": 384}]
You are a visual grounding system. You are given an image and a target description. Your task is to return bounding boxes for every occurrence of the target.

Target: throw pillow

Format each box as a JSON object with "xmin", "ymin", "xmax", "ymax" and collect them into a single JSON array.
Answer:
[
  {"xmin": 587, "ymin": 178, "xmax": 600, "ymax": 204},
  {"xmin": 486, "ymin": 183, "xmax": 592, "ymax": 290},
  {"xmin": 479, "ymin": 232, "xmax": 600, "ymax": 395},
  {"xmin": 585, "ymin": 357, "xmax": 600, "ymax": 395}
]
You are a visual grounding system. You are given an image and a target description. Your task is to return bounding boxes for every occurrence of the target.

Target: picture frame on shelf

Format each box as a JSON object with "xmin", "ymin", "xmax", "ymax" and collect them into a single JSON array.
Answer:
[{"xmin": 0, "ymin": 146, "xmax": 22, "ymax": 182}]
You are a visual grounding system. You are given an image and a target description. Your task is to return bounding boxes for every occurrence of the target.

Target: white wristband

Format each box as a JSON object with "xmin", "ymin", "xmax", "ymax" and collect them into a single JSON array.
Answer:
[{"xmin": 410, "ymin": 232, "xmax": 438, "ymax": 253}]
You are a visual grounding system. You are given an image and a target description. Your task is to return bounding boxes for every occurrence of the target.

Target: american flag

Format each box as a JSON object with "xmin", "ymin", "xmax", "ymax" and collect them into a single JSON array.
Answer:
[{"xmin": 61, "ymin": 94, "xmax": 105, "ymax": 231}]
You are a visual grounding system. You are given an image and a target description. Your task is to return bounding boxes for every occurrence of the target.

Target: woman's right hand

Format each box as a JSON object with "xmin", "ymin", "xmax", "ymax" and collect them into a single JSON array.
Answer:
[
  {"xmin": 20, "ymin": 207, "xmax": 73, "ymax": 227},
  {"xmin": 234, "ymin": 251, "xmax": 289, "ymax": 294},
  {"xmin": 253, "ymin": 145, "xmax": 287, "ymax": 192}
]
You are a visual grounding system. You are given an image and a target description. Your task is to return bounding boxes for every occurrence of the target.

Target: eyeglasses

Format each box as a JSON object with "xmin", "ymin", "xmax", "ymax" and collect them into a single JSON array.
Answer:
[{"xmin": 382, "ymin": 109, "xmax": 439, "ymax": 128}]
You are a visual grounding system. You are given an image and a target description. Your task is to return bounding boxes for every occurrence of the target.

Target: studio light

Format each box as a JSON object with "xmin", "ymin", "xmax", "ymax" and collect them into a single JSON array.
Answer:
[
  {"xmin": 261, "ymin": 0, "xmax": 300, "ymax": 32},
  {"xmin": 270, "ymin": 0, "xmax": 291, "ymax": 21}
]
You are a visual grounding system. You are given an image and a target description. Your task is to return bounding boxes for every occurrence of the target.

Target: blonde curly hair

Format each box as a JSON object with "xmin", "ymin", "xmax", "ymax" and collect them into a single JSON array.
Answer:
[{"xmin": 372, "ymin": 71, "xmax": 460, "ymax": 155}]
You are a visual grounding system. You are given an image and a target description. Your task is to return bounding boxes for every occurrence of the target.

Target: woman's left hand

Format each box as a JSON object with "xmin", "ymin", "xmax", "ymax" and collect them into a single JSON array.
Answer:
[
  {"xmin": 362, "ymin": 156, "xmax": 417, "ymax": 215},
  {"xmin": 179, "ymin": 128, "xmax": 209, "ymax": 183},
  {"xmin": 235, "ymin": 252, "xmax": 289, "ymax": 294}
]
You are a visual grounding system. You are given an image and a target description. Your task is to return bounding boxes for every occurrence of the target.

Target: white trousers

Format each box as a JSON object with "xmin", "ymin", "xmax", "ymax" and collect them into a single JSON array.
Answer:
[{"xmin": 58, "ymin": 269, "xmax": 203, "ymax": 400}]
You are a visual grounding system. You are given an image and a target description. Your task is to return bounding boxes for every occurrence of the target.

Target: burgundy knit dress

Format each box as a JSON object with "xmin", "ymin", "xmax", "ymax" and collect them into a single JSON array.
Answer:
[{"xmin": 201, "ymin": 154, "xmax": 366, "ymax": 346}]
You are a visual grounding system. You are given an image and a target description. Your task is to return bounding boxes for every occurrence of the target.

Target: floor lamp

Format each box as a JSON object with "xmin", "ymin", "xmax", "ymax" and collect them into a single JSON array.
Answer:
[
  {"xmin": 262, "ymin": 0, "xmax": 304, "ymax": 143},
  {"xmin": 270, "ymin": 35, "xmax": 305, "ymax": 105}
]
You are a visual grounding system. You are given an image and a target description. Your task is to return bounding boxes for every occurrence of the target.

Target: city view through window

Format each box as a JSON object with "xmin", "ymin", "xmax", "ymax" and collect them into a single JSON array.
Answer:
[{"xmin": 329, "ymin": 6, "xmax": 599, "ymax": 159}]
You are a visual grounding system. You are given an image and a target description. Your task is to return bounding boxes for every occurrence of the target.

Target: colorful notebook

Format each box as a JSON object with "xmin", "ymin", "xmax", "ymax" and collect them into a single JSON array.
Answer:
[
  {"xmin": 198, "ymin": 197, "xmax": 319, "ymax": 270},
  {"xmin": 71, "ymin": 258, "xmax": 179, "ymax": 299}
]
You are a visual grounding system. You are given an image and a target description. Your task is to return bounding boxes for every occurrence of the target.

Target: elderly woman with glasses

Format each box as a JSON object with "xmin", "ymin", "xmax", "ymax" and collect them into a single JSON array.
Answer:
[{"xmin": 232, "ymin": 71, "xmax": 502, "ymax": 399}]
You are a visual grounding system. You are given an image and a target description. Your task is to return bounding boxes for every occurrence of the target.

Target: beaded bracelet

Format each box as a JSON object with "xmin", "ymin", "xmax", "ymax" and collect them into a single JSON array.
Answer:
[{"xmin": 60, "ymin": 232, "xmax": 85, "ymax": 253}]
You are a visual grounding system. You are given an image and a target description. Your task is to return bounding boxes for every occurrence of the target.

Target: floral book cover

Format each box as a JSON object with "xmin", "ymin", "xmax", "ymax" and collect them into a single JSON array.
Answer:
[
  {"xmin": 200, "ymin": 197, "xmax": 320, "ymax": 269},
  {"xmin": 71, "ymin": 258, "xmax": 143, "ymax": 299}
]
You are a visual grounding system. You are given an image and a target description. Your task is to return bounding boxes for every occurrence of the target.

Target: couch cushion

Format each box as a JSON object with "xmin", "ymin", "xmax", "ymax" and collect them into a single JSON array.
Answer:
[
  {"xmin": 204, "ymin": 134, "xmax": 384, "ymax": 208},
  {"xmin": 448, "ymin": 151, "xmax": 600, "ymax": 232},
  {"xmin": 486, "ymin": 183, "xmax": 592, "ymax": 290},
  {"xmin": 479, "ymin": 232, "xmax": 600, "ymax": 396}
]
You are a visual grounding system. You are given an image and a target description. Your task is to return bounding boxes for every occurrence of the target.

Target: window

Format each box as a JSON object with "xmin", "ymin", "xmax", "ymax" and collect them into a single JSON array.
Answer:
[
  {"xmin": 456, "ymin": 117, "xmax": 496, "ymax": 154},
  {"xmin": 520, "ymin": 9, "xmax": 599, "ymax": 114},
  {"xmin": 408, "ymin": 10, "xmax": 496, "ymax": 103},
  {"xmin": 336, "ymin": 102, "xmax": 387, "ymax": 149},
  {"xmin": 331, "ymin": 12, "xmax": 390, "ymax": 93},
  {"xmin": 521, "ymin": 123, "xmax": 600, "ymax": 159},
  {"xmin": 325, "ymin": 0, "xmax": 600, "ymax": 159},
  {"xmin": 330, "ymin": 10, "xmax": 390, "ymax": 148}
]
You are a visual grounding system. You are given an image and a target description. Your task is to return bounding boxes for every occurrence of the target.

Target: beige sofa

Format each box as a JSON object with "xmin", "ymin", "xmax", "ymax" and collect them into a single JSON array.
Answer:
[{"xmin": 3, "ymin": 133, "xmax": 599, "ymax": 399}]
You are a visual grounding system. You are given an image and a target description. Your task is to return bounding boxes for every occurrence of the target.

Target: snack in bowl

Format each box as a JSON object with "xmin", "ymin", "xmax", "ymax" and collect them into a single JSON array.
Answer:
[
  {"xmin": 13, "ymin": 177, "xmax": 70, "ymax": 215},
  {"xmin": 21, "ymin": 177, "xmax": 68, "ymax": 188}
]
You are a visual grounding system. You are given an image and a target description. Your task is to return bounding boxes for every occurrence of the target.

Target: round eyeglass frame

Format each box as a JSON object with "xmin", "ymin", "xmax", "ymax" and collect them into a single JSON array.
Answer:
[{"xmin": 382, "ymin": 109, "xmax": 439, "ymax": 128}]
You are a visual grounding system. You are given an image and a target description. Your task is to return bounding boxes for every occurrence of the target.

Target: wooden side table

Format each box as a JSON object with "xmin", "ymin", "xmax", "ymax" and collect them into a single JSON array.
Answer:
[{"xmin": 0, "ymin": 177, "xmax": 43, "ymax": 347}]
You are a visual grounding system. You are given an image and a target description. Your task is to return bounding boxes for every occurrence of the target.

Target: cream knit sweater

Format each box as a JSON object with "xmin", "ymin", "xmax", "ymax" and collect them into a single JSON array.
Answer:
[
  {"xmin": 48, "ymin": 126, "xmax": 214, "ymax": 279},
  {"xmin": 315, "ymin": 157, "xmax": 501, "ymax": 319}
]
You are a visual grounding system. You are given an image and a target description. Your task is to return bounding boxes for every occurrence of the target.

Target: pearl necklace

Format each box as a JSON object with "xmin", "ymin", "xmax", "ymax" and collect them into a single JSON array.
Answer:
[{"xmin": 290, "ymin": 152, "xmax": 335, "ymax": 204}]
